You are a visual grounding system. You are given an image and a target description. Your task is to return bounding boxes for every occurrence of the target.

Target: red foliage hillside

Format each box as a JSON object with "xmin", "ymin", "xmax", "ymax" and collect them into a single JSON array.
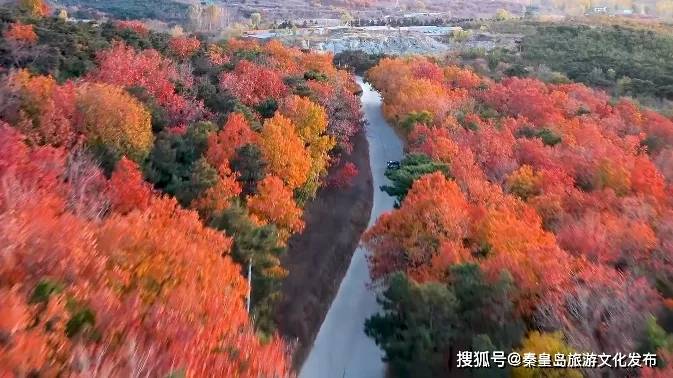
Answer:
[
  {"xmin": 0, "ymin": 7, "xmax": 364, "ymax": 372},
  {"xmin": 366, "ymin": 56, "xmax": 673, "ymax": 357}
]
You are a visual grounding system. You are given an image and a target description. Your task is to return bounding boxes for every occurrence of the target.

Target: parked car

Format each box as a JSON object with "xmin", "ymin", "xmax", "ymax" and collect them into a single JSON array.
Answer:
[{"xmin": 386, "ymin": 160, "xmax": 401, "ymax": 169}]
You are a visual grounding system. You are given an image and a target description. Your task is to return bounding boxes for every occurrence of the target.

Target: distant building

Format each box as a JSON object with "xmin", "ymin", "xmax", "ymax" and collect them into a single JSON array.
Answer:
[{"xmin": 593, "ymin": 7, "xmax": 608, "ymax": 13}]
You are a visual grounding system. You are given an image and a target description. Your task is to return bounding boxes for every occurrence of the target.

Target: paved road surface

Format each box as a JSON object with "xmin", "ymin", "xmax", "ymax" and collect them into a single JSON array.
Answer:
[{"xmin": 299, "ymin": 77, "xmax": 404, "ymax": 378}]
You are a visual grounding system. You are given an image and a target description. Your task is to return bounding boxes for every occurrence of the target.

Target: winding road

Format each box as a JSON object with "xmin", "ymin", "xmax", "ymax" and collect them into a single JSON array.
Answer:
[{"xmin": 299, "ymin": 77, "xmax": 404, "ymax": 378}]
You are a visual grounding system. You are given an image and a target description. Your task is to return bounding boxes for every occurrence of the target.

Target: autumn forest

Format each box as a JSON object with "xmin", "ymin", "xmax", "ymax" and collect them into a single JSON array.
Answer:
[
  {"xmin": 0, "ymin": 0, "xmax": 364, "ymax": 375},
  {"xmin": 3, "ymin": 0, "xmax": 673, "ymax": 377},
  {"xmin": 364, "ymin": 55, "xmax": 673, "ymax": 376}
]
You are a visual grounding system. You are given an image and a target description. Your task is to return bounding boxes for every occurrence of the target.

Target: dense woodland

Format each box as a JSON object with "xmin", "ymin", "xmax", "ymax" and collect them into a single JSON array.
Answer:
[
  {"xmin": 57, "ymin": 0, "xmax": 189, "ymax": 22},
  {"xmin": 0, "ymin": 0, "xmax": 364, "ymax": 375},
  {"xmin": 5, "ymin": 0, "xmax": 673, "ymax": 376},
  {"xmin": 481, "ymin": 21, "xmax": 673, "ymax": 103},
  {"xmin": 365, "ymin": 56, "xmax": 673, "ymax": 377},
  {"xmin": 523, "ymin": 23, "xmax": 673, "ymax": 99}
]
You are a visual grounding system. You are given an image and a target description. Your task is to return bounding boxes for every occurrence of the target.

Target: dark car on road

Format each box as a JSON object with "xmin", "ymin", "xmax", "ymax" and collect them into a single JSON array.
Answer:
[{"xmin": 386, "ymin": 160, "xmax": 401, "ymax": 169}]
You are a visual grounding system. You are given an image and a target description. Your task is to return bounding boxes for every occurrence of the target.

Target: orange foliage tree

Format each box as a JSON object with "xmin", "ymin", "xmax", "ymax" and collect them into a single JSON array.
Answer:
[
  {"xmin": 443, "ymin": 66, "xmax": 483, "ymax": 89},
  {"xmin": 258, "ymin": 113, "xmax": 310, "ymax": 190},
  {"xmin": 4, "ymin": 22, "xmax": 37, "ymax": 44},
  {"xmin": 482, "ymin": 77, "xmax": 571, "ymax": 126},
  {"xmin": 382, "ymin": 78, "xmax": 466, "ymax": 125},
  {"xmin": 108, "ymin": 157, "xmax": 152, "ymax": 214},
  {"xmin": 219, "ymin": 60, "xmax": 287, "ymax": 106},
  {"xmin": 206, "ymin": 43, "xmax": 231, "ymax": 66},
  {"xmin": 76, "ymin": 82, "xmax": 153, "ymax": 163},
  {"xmin": 363, "ymin": 172, "xmax": 470, "ymax": 282},
  {"xmin": 114, "ymin": 20, "xmax": 149, "ymax": 36},
  {"xmin": 0, "ymin": 70, "xmax": 78, "ymax": 147},
  {"xmin": 206, "ymin": 112, "xmax": 257, "ymax": 167},
  {"xmin": 280, "ymin": 95, "xmax": 335, "ymax": 196},
  {"xmin": 367, "ymin": 57, "xmax": 414, "ymax": 95},
  {"xmin": 247, "ymin": 175, "xmax": 304, "ymax": 244},
  {"xmin": 169, "ymin": 36, "xmax": 201, "ymax": 60},
  {"xmin": 191, "ymin": 161, "xmax": 242, "ymax": 220},
  {"xmin": 410, "ymin": 58, "xmax": 444, "ymax": 83},
  {"xmin": 18, "ymin": 0, "xmax": 49, "ymax": 17}
]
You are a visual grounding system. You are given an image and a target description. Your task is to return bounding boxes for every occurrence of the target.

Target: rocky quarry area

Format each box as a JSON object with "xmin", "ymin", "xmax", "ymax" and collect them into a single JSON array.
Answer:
[
  {"xmin": 249, "ymin": 26, "xmax": 521, "ymax": 56},
  {"xmin": 315, "ymin": 27, "xmax": 452, "ymax": 55}
]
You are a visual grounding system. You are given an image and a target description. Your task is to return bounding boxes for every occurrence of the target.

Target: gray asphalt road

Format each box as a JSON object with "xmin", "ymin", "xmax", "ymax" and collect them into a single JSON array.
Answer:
[{"xmin": 299, "ymin": 77, "xmax": 404, "ymax": 378}]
